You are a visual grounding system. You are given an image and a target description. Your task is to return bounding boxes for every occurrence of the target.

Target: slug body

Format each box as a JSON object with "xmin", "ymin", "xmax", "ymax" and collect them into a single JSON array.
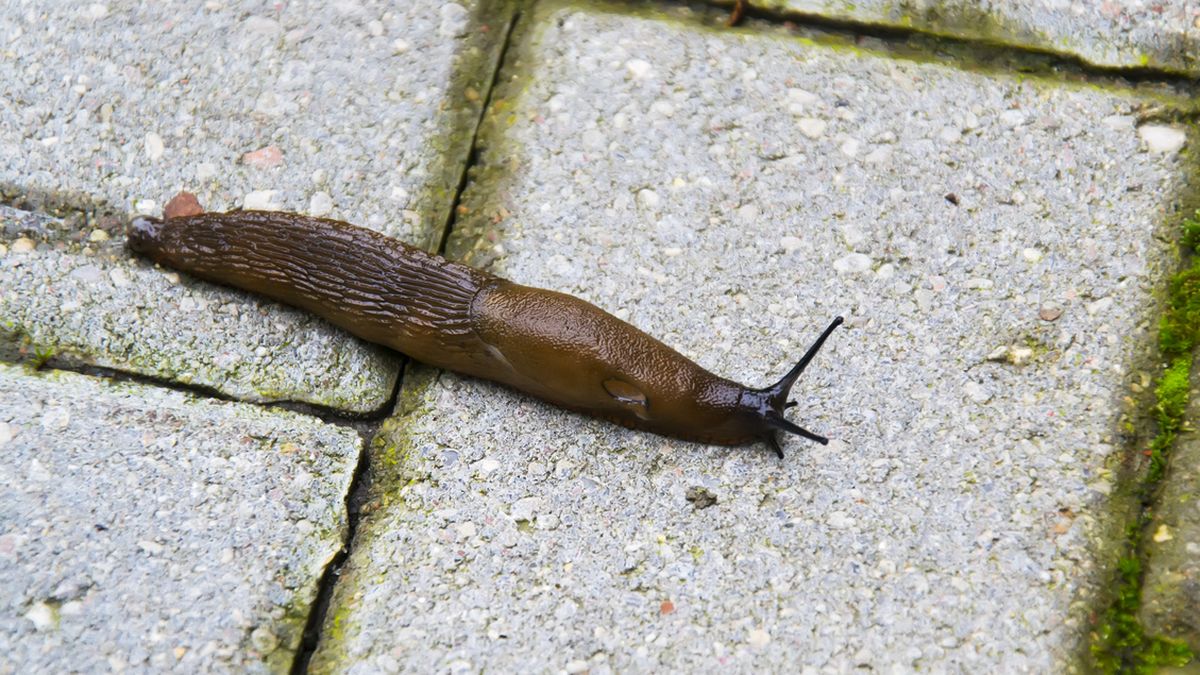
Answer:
[{"xmin": 128, "ymin": 210, "xmax": 840, "ymax": 454}]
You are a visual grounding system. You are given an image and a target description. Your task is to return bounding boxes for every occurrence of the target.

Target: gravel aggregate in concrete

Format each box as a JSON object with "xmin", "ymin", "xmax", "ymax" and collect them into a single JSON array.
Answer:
[
  {"xmin": 310, "ymin": 4, "xmax": 1194, "ymax": 672},
  {"xmin": 0, "ymin": 204, "xmax": 398, "ymax": 412},
  {"xmin": 0, "ymin": 0, "xmax": 516, "ymax": 411},
  {"xmin": 0, "ymin": 362, "xmax": 362, "ymax": 673},
  {"xmin": 734, "ymin": 0, "xmax": 1200, "ymax": 75},
  {"xmin": 1140, "ymin": 358, "xmax": 1200, "ymax": 653},
  {"xmin": 0, "ymin": 0, "xmax": 513, "ymax": 244}
]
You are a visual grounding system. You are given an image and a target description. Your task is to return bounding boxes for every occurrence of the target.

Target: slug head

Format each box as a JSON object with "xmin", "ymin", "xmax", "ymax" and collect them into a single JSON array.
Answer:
[{"xmin": 738, "ymin": 316, "xmax": 843, "ymax": 458}]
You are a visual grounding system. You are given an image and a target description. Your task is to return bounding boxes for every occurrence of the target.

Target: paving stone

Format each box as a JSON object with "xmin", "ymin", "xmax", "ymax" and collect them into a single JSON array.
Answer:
[
  {"xmin": 0, "ymin": 0, "xmax": 516, "ymax": 411},
  {"xmin": 0, "ymin": 204, "xmax": 398, "ymax": 412},
  {"xmin": 734, "ymin": 0, "xmax": 1200, "ymax": 75},
  {"xmin": 1140, "ymin": 357, "xmax": 1200, "ymax": 652},
  {"xmin": 0, "ymin": 362, "xmax": 361, "ymax": 673},
  {"xmin": 309, "ymin": 4, "xmax": 1195, "ymax": 672}
]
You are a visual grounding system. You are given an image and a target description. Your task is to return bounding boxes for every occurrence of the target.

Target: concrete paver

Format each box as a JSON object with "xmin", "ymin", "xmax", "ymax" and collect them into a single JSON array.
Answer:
[
  {"xmin": 737, "ymin": 0, "xmax": 1200, "ymax": 75},
  {"xmin": 310, "ymin": 3, "xmax": 1194, "ymax": 672},
  {"xmin": 0, "ymin": 361, "xmax": 361, "ymax": 673},
  {"xmin": 0, "ymin": 0, "xmax": 515, "ymax": 411},
  {"xmin": 0, "ymin": 204, "xmax": 398, "ymax": 412}
]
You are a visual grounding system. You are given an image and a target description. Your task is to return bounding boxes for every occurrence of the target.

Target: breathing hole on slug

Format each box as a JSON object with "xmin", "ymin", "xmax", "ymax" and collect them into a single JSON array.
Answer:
[{"xmin": 602, "ymin": 378, "xmax": 651, "ymax": 419}]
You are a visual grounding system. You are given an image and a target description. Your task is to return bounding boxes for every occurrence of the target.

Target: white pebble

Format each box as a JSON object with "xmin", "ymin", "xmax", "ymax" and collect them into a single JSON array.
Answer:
[
  {"xmin": 1086, "ymin": 296, "xmax": 1113, "ymax": 315},
  {"xmin": 511, "ymin": 496, "xmax": 543, "ymax": 521},
  {"xmin": 1022, "ymin": 247, "xmax": 1043, "ymax": 262},
  {"xmin": 798, "ymin": 118, "xmax": 827, "ymax": 139},
  {"xmin": 0, "ymin": 422, "xmax": 13, "ymax": 446},
  {"xmin": 243, "ymin": 190, "xmax": 279, "ymax": 210},
  {"xmin": 24, "ymin": 602, "xmax": 56, "ymax": 631},
  {"xmin": 787, "ymin": 87, "xmax": 818, "ymax": 105},
  {"xmin": 964, "ymin": 381, "xmax": 990, "ymax": 403},
  {"xmin": 747, "ymin": 629, "xmax": 771, "ymax": 647},
  {"xmin": 625, "ymin": 59, "xmax": 652, "ymax": 79},
  {"xmin": 86, "ymin": 3, "xmax": 109, "ymax": 19},
  {"xmin": 966, "ymin": 278, "xmax": 993, "ymax": 290},
  {"xmin": 649, "ymin": 100, "xmax": 674, "ymax": 117},
  {"xmin": 864, "ymin": 147, "xmax": 892, "ymax": 163},
  {"xmin": 1138, "ymin": 125, "xmax": 1186, "ymax": 154},
  {"xmin": 636, "ymin": 189, "xmax": 660, "ymax": 210},
  {"xmin": 144, "ymin": 132, "xmax": 164, "ymax": 160},
  {"xmin": 833, "ymin": 253, "xmax": 871, "ymax": 274},
  {"xmin": 309, "ymin": 191, "xmax": 332, "ymax": 216},
  {"xmin": 475, "ymin": 458, "xmax": 501, "ymax": 475},
  {"xmin": 196, "ymin": 162, "xmax": 217, "ymax": 180},
  {"xmin": 827, "ymin": 511, "xmax": 853, "ymax": 529},
  {"xmin": 875, "ymin": 263, "xmax": 894, "ymax": 279},
  {"xmin": 938, "ymin": 127, "xmax": 962, "ymax": 144},
  {"xmin": 780, "ymin": 236, "xmax": 803, "ymax": 252},
  {"xmin": 999, "ymin": 110, "xmax": 1026, "ymax": 127},
  {"xmin": 11, "ymin": 237, "xmax": 35, "ymax": 253},
  {"xmin": 840, "ymin": 223, "xmax": 865, "ymax": 246},
  {"xmin": 839, "ymin": 138, "xmax": 860, "ymax": 157},
  {"xmin": 736, "ymin": 203, "xmax": 758, "ymax": 223},
  {"xmin": 134, "ymin": 199, "xmax": 157, "ymax": 215}
]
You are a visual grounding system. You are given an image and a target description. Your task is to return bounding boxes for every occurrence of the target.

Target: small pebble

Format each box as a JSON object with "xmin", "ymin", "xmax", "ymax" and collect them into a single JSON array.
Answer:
[
  {"xmin": 11, "ymin": 237, "xmax": 35, "ymax": 253},
  {"xmin": 88, "ymin": 229, "xmax": 110, "ymax": 242},
  {"xmin": 1152, "ymin": 524, "xmax": 1173, "ymax": 543},
  {"xmin": 833, "ymin": 253, "xmax": 871, "ymax": 274},
  {"xmin": 747, "ymin": 629, "xmax": 771, "ymax": 647},
  {"xmin": 243, "ymin": 190, "xmax": 279, "ymax": 210},
  {"xmin": 1038, "ymin": 304, "xmax": 1063, "ymax": 321},
  {"xmin": 309, "ymin": 191, "xmax": 333, "ymax": 216},
  {"xmin": 1022, "ymin": 248, "xmax": 1042, "ymax": 263},
  {"xmin": 144, "ymin": 132, "xmax": 164, "ymax": 160},
  {"xmin": 24, "ymin": 602, "xmax": 56, "ymax": 631},
  {"xmin": 625, "ymin": 59, "xmax": 652, "ymax": 79},
  {"xmin": 1138, "ymin": 125, "xmax": 1186, "ymax": 154},
  {"xmin": 798, "ymin": 118, "xmax": 827, "ymax": 139},
  {"xmin": 636, "ymin": 189, "xmax": 660, "ymax": 210},
  {"xmin": 249, "ymin": 626, "xmax": 278, "ymax": 653},
  {"xmin": 780, "ymin": 236, "xmax": 803, "ymax": 253},
  {"xmin": 241, "ymin": 145, "xmax": 284, "ymax": 169}
]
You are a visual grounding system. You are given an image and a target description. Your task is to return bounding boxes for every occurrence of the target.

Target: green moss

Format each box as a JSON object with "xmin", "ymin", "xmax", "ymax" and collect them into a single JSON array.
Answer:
[{"xmin": 1090, "ymin": 211, "xmax": 1200, "ymax": 672}]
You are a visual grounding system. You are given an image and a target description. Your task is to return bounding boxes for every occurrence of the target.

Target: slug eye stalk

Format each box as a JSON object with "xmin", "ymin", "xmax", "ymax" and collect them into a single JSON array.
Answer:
[{"xmin": 759, "ymin": 316, "xmax": 844, "ymax": 458}]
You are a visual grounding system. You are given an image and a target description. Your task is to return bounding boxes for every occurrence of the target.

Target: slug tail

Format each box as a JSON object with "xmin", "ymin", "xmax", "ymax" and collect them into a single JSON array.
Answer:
[{"xmin": 127, "ymin": 216, "xmax": 165, "ymax": 255}]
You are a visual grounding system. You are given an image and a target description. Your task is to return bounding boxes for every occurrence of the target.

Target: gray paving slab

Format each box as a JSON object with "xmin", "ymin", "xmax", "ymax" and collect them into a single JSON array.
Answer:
[
  {"xmin": 0, "ymin": 361, "xmax": 362, "ymax": 673},
  {"xmin": 0, "ymin": 204, "xmax": 398, "ymax": 412},
  {"xmin": 309, "ymin": 3, "xmax": 1195, "ymax": 672},
  {"xmin": 733, "ymin": 0, "xmax": 1199, "ymax": 75},
  {"xmin": 0, "ymin": 0, "xmax": 515, "ymax": 411},
  {"xmin": 1141, "ymin": 358, "xmax": 1200, "ymax": 653}
]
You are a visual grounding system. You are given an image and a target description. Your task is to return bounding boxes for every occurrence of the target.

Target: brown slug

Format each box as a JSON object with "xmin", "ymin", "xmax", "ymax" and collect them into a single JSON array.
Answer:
[{"xmin": 127, "ymin": 209, "xmax": 841, "ymax": 457}]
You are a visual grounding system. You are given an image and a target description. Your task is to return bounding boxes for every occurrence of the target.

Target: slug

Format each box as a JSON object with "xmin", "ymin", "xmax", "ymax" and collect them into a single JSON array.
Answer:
[{"xmin": 127, "ymin": 209, "xmax": 841, "ymax": 457}]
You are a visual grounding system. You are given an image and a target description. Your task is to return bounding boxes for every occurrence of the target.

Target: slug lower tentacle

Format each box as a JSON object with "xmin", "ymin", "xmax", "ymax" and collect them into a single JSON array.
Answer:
[{"xmin": 128, "ymin": 209, "xmax": 841, "ymax": 456}]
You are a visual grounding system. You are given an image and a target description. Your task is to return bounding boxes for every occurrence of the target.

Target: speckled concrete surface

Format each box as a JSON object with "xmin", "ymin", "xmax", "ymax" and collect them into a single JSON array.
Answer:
[
  {"xmin": 309, "ymin": 4, "xmax": 1194, "ymax": 672},
  {"xmin": 0, "ymin": 362, "xmax": 361, "ymax": 673},
  {"xmin": 0, "ymin": 205, "xmax": 398, "ymax": 412},
  {"xmin": 0, "ymin": 0, "xmax": 515, "ymax": 411},
  {"xmin": 1140, "ymin": 355, "xmax": 1200, "ymax": 653},
  {"xmin": 736, "ymin": 0, "xmax": 1199, "ymax": 75}
]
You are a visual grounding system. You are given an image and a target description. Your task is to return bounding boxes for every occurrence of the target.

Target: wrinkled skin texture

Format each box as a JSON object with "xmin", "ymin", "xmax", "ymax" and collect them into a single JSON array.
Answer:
[{"xmin": 128, "ymin": 210, "xmax": 838, "ymax": 452}]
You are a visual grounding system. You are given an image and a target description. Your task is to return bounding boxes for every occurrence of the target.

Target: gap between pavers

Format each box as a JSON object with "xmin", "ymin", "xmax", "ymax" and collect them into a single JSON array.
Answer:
[
  {"xmin": 0, "ymin": 0, "xmax": 516, "ymax": 413},
  {"xmin": 308, "ymin": 2, "xmax": 1195, "ymax": 672},
  {"xmin": 722, "ymin": 0, "xmax": 1199, "ymax": 76},
  {"xmin": 0, "ymin": 361, "xmax": 362, "ymax": 673},
  {"xmin": 1140, "ymin": 344, "xmax": 1200, "ymax": 653}
]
